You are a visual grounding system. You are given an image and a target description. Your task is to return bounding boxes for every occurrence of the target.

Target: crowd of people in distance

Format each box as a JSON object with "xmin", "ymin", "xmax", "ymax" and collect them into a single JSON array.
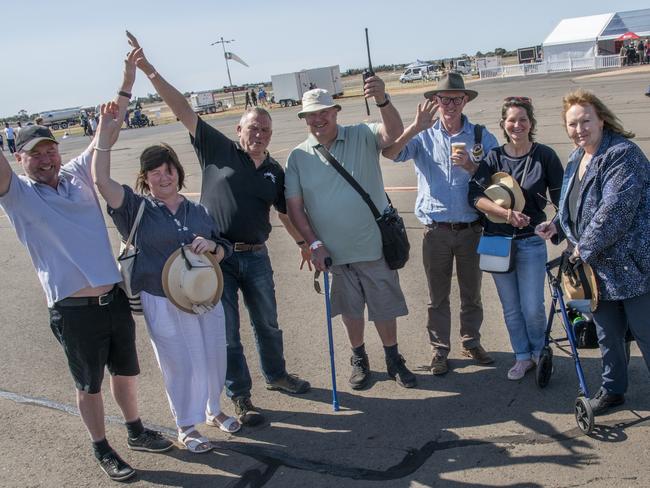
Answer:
[{"xmin": 1, "ymin": 31, "xmax": 649, "ymax": 483}]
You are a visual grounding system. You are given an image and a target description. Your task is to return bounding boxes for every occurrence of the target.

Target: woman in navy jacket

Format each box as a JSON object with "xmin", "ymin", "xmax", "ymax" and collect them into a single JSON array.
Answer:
[{"xmin": 536, "ymin": 89, "xmax": 650, "ymax": 415}]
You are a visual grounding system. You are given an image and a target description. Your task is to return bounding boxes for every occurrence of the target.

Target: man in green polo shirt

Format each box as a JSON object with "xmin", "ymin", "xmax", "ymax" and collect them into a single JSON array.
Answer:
[{"xmin": 285, "ymin": 81, "xmax": 417, "ymax": 390}]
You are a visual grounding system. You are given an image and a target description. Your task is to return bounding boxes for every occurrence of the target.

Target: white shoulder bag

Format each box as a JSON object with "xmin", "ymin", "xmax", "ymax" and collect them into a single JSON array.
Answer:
[{"xmin": 117, "ymin": 199, "xmax": 146, "ymax": 314}]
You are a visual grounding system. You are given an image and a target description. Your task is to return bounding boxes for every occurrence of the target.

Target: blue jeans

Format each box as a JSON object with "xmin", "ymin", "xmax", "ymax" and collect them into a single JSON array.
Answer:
[
  {"xmin": 593, "ymin": 292, "xmax": 650, "ymax": 395},
  {"xmin": 220, "ymin": 247, "xmax": 286, "ymax": 399},
  {"xmin": 492, "ymin": 236, "xmax": 547, "ymax": 361}
]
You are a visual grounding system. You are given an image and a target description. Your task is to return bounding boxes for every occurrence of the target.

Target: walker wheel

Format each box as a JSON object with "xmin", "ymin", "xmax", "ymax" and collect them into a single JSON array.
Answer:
[
  {"xmin": 535, "ymin": 347, "xmax": 553, "ymax": 388},
  {"xmin": 575, "ymin": 396, "xmax": 595, "ymax": 434}
]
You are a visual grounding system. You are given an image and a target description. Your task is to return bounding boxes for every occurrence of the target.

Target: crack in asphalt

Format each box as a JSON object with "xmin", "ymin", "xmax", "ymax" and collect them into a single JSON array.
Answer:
[{"xmin": 2, "ymin": 388, "xmax": 649, "ymax": 487}]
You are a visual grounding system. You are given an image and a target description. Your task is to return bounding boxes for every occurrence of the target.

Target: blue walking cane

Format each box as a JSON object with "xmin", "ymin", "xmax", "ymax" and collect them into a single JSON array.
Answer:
[{"xmin": 322, "ymin": 257, "xmax": 340, "ymax": 411}]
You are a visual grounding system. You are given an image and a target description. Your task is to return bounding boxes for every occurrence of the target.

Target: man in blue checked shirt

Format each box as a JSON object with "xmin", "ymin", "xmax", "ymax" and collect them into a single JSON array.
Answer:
[{"xmin": 383, "ymin": 72, "xmax": 498, "ymax": 376}]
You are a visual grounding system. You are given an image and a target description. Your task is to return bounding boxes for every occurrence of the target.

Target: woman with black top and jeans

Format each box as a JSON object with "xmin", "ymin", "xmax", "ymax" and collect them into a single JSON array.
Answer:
[{"xmin": 469, "ymin": 97, "xmax": 564, "ymax": 380}]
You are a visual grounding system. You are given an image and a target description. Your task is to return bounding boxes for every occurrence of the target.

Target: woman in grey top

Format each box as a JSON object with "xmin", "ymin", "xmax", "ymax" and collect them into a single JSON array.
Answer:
[{"xmin": 92, "ymin": 102, "xmax": 237, "ymax": 453}]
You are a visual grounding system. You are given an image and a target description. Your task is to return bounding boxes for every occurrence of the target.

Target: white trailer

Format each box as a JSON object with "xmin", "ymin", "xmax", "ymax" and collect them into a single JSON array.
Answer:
[
  {"xmin": 270, "ymin": 71, "xmax": 310, "ymax": 107},
  {"xmin": 305, "ymin": 66, "xmax": 344, "ymax": 97},
  {"xmin": 189, "ymin": 91, "xmax": 223, "ymax": 114},
  {"xmin": 271, "ymin": 65, "xmax": 344, "ymax": 108}
]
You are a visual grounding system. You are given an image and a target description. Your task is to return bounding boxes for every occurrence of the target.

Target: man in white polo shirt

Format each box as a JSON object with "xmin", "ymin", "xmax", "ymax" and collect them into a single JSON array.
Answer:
[
  {"xmin": 285, "ymin": 81, "xmax": 417, "ymax": 391},
  {"xmin": 0, "ymin": 54, "xmax": 172, "ymax": 482}
]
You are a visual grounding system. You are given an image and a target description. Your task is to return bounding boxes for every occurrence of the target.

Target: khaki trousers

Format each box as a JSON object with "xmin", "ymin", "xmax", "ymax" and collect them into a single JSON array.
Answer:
[{"xmin": 422, "ymin": 224, "xmax": 483, "ymax": 355}]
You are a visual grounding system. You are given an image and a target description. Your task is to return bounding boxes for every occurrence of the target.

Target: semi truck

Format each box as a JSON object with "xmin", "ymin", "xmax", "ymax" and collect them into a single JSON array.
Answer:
[
  {"xmin": 39, "ymin": 107, "xmax": 82, "ymax": 130},
  {"xmin": 189, "ymin": 91, "xmax": 223, "ymax": 114},
  {"xmin": 271, "ymin": 65, "xmax": 343, "ymax": 107}
]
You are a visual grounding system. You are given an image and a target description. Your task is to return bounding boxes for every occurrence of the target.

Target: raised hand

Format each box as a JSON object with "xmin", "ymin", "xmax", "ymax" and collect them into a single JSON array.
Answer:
[
  {"xmin": 126, "ymin": 30, "xmax": 155, "ymax": 76},
  {"xmin": 413, "ymin": 100, "xmax": 438, "ymax": 132},
  {"xmin": 97, "ymin": 102, "xmax": 122, "ymax": 147},
  {"xmin": 363, "ymin": 75, "xmax": 386, "ymax": 102}
]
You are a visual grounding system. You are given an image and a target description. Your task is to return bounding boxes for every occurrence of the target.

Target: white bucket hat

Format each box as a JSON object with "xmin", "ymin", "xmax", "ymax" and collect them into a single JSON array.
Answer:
[
  {"xmin": 297, "ymin": 89, "xmax": 341, "ymax": 118},
  {"xmin": 161, "ymin": 246, "xmax": 223, "ymax": 314}
]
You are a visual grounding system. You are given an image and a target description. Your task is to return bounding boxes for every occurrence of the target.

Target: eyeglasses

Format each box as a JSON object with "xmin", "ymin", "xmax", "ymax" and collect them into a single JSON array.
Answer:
[
  {"xmin": 180, "ymin": 246, "xmax": 212, "ymax": 271},
  {"xmin": 503, "ymin": 96, "xmax": 532, "ymax": 104},
  {"xmin": 436, "ymin": 95, "xmax": 466, "ymax": 106}
]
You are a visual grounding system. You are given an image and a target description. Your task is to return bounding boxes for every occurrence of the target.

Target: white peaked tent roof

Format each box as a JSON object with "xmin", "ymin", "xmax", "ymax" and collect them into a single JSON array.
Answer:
[{"xmin": 543, "ymin": 13, "xmax": 614, "ymax": 46}]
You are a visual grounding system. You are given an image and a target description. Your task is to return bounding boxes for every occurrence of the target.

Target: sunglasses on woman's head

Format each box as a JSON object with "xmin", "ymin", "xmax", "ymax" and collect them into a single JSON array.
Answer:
[{"xmin": 504, "ymin": 96, "xmax": 532, "ymax": 104}]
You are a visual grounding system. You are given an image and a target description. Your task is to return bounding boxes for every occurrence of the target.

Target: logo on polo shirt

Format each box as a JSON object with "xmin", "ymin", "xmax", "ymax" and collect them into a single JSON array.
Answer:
[{"xmin": 263, "ymin": 171, "xmax": 277, "ymax": 184}]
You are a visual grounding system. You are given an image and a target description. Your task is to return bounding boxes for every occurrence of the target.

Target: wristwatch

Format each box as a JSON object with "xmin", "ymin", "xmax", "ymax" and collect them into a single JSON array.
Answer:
[{"xmin": 376, "ymin": 94, "xmax": 391, "ymax": 108}]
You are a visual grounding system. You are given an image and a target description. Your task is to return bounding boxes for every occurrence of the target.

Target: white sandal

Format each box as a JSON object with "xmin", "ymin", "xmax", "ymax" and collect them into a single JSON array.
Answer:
[
  {"xmin": 178, "ymin": 429, "xmax": 212, "ymax": 453},
  {"xmin": 206, "ymin": 412, "xmax": 242, "ymax": 433}
]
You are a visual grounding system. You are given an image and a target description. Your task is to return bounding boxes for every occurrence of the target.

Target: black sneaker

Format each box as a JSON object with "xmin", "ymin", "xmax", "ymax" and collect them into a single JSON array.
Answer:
[
  {"xmin": 127, "ymin": 428, "xmax": 174, "ymax": 453},
  {"xmin": 588, "ymin": 387, "xmax": 625, "ymax": 415},
  {"xmin": 233, "ymin": 397, "xmax": 265, "ymax": 426},
  {"xmin": 349, "ymin": 353, "xmax": 370, "ymax": 390},
  {"xmin": 266, "ymin": 373, "xmax": 311, "ymax": 394},
  {"xmin": 98, "ymin": 450, "xmax": 136, "ymax": 482},
  {"xmin": 386, "ymin": 354, "xmax": 417, "ymax": 388}
]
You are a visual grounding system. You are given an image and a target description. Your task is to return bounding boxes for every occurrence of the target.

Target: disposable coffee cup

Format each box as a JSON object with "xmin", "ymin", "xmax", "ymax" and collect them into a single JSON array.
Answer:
[{"xmin": 451, "ymin": 142, "xmax": 466, "ymax": 156}]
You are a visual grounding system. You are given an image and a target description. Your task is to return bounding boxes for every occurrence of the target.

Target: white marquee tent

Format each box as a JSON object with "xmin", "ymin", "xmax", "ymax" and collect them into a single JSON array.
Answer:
[
  {"xmin": 542, "ymin": 13, "xmax": 613, "ymax": 62},
  {"xmin": 543, "ymin": 9, "xmax": 650, "ymax": 61}
]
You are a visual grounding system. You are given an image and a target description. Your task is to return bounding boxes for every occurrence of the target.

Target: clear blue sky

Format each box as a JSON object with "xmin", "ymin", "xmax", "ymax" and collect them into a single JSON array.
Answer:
[{"xmin": 0, "ymin": 0, "xmax": 643, "ymax": 117}]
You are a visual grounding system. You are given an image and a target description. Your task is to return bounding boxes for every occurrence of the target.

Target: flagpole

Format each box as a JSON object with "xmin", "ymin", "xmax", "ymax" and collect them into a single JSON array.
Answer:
[{"xmin": 210, "ymin": 36, "xmax": 236, "ymax": 107}]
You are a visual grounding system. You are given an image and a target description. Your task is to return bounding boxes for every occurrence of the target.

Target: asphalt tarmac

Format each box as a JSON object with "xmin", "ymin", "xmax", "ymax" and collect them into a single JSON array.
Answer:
[{"xmin": 1, "ymin": 68, "xmax": 649, "ymax": 487}]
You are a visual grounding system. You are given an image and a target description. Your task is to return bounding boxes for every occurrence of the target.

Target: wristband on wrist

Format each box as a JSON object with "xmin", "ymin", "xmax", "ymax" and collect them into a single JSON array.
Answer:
[
  {"xmin": 376, "ymin": 94, "xmax": 391, "ymax": 108},
  {"xmin": 118, "ymin": 90, "xmax": 132, "ymax": 99},
  {"xmin": 148, "ymin": 71, "xmax": 158, "ymax": 79},
  {"xmin": 309, "ymin": 240, "xmax": 323, "ymax": 251},
  {"xmin": 94, "ymin": 146, "xmax": 111, "ymax": 152}
]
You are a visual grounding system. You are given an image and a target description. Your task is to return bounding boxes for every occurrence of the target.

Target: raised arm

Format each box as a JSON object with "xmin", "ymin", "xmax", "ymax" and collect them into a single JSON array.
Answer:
[
  {"xmin": 92, "ymin": 102, "xmax": 125, "ymax": 209},
  {"xmin": 382, "ymin": 100, "xmax": 438, "ymax": 160},
  {"xmin": 0, "ymin": 148, "xmax": 14, "ymax": 196},
  {"xmin": 84, "ymin": 47, "xmax": 137, "ymax": 155},
  {"xmin": 364, "ymin": 75, "xmax": 403, "ymax": 148},
  {"xmin": 127, "ymin": 31, "xmax": 198, "ymax": 136}
]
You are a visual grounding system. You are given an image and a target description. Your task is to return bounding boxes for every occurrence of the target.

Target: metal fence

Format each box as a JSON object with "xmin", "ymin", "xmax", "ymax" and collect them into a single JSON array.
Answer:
[{"xmin": 479, "ymin": 55, "xmax": 622, "ymax": 80}]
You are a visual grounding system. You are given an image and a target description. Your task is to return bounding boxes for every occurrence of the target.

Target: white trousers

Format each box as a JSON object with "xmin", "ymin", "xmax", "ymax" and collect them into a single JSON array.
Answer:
[{"xmin": 141, "ymin": 292, "xmax": 226, "ymax": 428}]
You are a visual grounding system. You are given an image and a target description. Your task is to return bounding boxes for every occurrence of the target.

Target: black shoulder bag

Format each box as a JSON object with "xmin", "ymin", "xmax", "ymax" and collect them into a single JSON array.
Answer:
[{"xmin": 315, "ymin": 144, "xmax": 410, "ymax": 270}]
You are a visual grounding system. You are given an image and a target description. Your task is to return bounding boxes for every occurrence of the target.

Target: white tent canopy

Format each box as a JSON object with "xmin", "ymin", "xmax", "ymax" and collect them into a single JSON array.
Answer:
[{"xmin": 543, "ymin": 13, "xmax": 613, "ymax": 62}]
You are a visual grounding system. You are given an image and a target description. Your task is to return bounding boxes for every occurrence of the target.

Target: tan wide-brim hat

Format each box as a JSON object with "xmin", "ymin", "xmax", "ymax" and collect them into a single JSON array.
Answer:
[
  {"xmin": 423, "ymin": 71, "xmax": 478, "ymax": 101},
  {"xmin": 161, "ymin": 246, "xmax": 224, "ymax": 314},
  {"xmin": 483, "ymin": 172, "xmax": 525, "ymax": 223},
  {"xmin": 297, "ymin": 89, "xmax": 342, "ymax": 118},
  {"xmin": 562, "ymin": 258, "xmax": 599, "ymax": 312}
]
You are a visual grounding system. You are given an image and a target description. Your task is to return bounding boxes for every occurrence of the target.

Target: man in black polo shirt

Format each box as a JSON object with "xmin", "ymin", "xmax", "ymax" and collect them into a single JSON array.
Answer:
[{"xmin": 129, "ymin": 33, "xmax": 309, "ymax": 425}]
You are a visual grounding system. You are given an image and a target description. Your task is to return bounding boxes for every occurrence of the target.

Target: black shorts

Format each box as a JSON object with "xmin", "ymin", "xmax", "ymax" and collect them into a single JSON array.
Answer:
[{"xmin": 49, "ymin": 287, "xmax": 140, "ymax": 394}]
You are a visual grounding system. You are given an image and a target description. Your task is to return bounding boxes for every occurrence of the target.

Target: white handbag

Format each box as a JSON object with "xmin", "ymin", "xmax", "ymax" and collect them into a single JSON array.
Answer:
[{"xmin": 117, "ymin": 200, "xmax": 146, "ymax": 314}]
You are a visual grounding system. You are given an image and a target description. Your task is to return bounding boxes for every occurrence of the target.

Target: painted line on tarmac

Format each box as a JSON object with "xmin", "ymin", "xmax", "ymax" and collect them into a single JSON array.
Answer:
[{"xmin": 3, "ymin": 387, "xmax": 650, "ymax": 486}]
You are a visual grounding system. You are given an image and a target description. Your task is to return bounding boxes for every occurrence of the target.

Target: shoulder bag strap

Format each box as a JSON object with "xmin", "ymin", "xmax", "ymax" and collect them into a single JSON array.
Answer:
[
  {"xmin": 474, "ymin": 124, "xmax": 484, "ymax": 145},
  {"xmin": 315, "ymin": 144, "xmax": 382, "ymax": 219},
  {"xmin": 519, "ymin": 143, "xmax": 536, "ymax": 189},
  {"xmin": 124, "ymin": 199, "xmax": 146, "ymax": 249}
]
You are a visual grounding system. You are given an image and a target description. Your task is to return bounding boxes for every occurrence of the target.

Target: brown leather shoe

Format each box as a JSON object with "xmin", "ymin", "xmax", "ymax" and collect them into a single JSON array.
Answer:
[
  {"xmin": 430, "ymin": 354, "xmax": 449, "ymax": 375},
  {"xmin": 461, "ymin": 345, "xmax": 494, "ymax": 365}
]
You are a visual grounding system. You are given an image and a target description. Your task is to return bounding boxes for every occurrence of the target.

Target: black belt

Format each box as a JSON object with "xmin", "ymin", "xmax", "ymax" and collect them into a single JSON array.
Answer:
[
  {"xmin": 55, "ymin": 286, "xmax": 118, "ymax": 308},
  {"xmin": 427, "ymin": 220, "xmax": 481, "ymax": 231},
  {"xmin": 233, "ymin": 242, "xmax": 265, "ymax": 252}
]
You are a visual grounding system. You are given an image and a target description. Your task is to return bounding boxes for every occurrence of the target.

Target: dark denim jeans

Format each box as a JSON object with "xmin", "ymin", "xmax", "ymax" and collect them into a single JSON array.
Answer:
[
  {"xmin": 593, "ymin": 291, "xmax": 650, "ymax": 395},
  {"xmin": 220, "ymin": 247, "xmax": 286, "ymax": 399}
]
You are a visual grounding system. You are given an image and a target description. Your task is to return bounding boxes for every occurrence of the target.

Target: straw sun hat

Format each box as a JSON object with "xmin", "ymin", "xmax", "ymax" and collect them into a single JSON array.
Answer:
[
  {"xmin": 483, "ymin": 172, "xmax": 525, "ymax": 224},
  {"xmin": 161, "ymin": 246, "xmax": 223, "ymax": 314}
]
